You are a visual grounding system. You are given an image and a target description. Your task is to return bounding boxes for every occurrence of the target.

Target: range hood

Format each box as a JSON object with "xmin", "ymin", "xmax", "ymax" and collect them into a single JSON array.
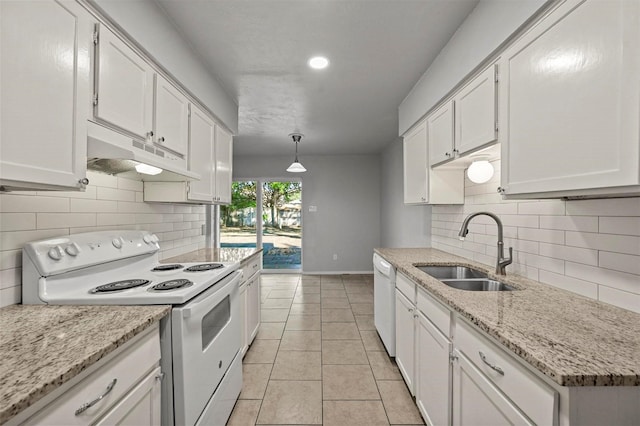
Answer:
[{"xmin": 87, "ymin": 121, "xmax": 200, "ymax": 182}]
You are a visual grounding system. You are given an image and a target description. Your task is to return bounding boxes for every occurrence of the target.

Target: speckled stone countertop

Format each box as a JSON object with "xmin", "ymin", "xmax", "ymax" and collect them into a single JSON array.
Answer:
[
  {"xmin": 375, "ymin": 248, "xmax": 640, "ymax": 387},
  {"xmin": 163, "ymin": 247, "xmax": 262, "ymax": 264},
  {"xmin": 0, "ymin": 304, "xmax": 170, "ymax": 424}
]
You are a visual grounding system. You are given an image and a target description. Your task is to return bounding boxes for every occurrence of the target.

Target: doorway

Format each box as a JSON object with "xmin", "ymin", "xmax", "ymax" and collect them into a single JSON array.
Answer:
[{"xmin": 219, "ymin": 179, "xmax": 302, "ymax": 272}]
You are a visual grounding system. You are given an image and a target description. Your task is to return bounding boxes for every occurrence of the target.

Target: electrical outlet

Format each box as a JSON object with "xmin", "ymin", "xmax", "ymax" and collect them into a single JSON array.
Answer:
[{"xmin": 332, "ymin": 253, "xmax": 338, "ymax": 261}]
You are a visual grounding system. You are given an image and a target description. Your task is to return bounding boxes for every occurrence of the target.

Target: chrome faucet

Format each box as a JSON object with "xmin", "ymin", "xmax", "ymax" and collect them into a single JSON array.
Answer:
[{"xmin": 458, "ymin": 212, "xmax": 513, "ymax": 275}]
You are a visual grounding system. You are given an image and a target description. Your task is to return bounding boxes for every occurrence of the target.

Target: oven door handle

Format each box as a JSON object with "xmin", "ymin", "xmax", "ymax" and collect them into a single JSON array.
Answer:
[{"xmin": 182, "ymin": 271, "xmax": 241, "ymax": 319}]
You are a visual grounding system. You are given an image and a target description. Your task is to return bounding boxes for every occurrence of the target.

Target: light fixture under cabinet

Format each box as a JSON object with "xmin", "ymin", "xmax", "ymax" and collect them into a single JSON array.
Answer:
[
  {"xmin": 466, "ymin": 158, "xmax": 494, "ymax": 184},
  {"xmin": 135, "ymin": 163, "xmax": 163, "ymax": 175}
]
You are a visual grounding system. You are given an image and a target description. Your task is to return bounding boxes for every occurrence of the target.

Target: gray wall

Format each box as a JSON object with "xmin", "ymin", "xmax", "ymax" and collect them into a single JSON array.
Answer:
[
  {"xmin": 91, "ymin": 0, "xmax": 238, "ymax": 133},
  {"xmin": 234, "ymin": 155, "xmax": 381, "ymax": 273},
  {"xmin": 398, "ymin": 0, "xmax": 547, "ymax": 135},
  {"xmin": 380, "ymin": 139, "xmax": 431, "ymax": 248}
]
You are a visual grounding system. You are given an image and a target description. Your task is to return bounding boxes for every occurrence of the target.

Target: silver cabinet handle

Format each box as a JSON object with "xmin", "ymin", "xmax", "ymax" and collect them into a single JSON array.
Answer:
[
  {"xmin": 479, "ymin": 351, "xmax": 504, "ymax": 375},
  {"xmin": 445, "ymin": 152, "xmax": 451, "ymax": 157},
  {"xmin": 75, "ymin": 378, "xmax": 117, "ymax": 415},
  {"xmin": 158, "ymin": 137, "xmax": 165, "ymax": 143},
  {"xmin": 78, "ymin": 178, "xmax": 89, "ymax": 186}
]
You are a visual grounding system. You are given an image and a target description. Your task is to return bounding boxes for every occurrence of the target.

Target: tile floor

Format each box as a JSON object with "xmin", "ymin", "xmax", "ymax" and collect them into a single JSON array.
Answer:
[{"xmin": 228, "ymin": 274, "xmax": 425, "ymax": 425}]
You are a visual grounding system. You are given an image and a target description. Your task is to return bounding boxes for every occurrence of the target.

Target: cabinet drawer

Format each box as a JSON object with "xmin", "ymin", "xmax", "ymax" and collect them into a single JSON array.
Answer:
[
  {"xmin": 25, "ymin": 328, "xmax": 160, "ymax": 426},
  {"xmin": 417, "ymin": 287, "xmax": 450, "ymax": 337},
  {"xmin": 241, "ymin": 254, "xmax": 262, "ymax": 282},
  {"xmin": 456, "ymin": 321, "xmax": 557, "ymax": 426},
  {"xmin": 396, "ymin": 273, "xmax": 416, "ymax": 303}
]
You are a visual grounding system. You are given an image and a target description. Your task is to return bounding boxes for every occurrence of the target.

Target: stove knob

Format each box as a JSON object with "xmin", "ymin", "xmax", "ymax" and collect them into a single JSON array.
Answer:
[
  {"xmin": 48, "ymin": 246, "xmax": 63, "ymax": 261},
  {"xmin": 65, "ymin": 243, "xmax": 80, "ymax": 257},
  {"xmin": 150, "ymin": 234, "xmax": 159, "ymax": 243},
  {"xmin": 112, "ymin": 237, "xmax": 123, "ymax": 249},
  {"xmin": 143, "ymin": 234, "xmax": 153, "ymax": 244}
]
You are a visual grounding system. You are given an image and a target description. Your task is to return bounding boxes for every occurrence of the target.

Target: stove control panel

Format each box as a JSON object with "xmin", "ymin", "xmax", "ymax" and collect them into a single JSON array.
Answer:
[{"xmin": 23, "ymin": 230, "xmax": 160, "ymax": 276}]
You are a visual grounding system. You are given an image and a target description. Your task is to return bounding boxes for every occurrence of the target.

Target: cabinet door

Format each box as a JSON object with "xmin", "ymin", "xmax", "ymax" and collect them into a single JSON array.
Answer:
[
  {"xmin": 416, "ymin": 313, "xmax": 452, "ymax": 426},
  {"xmin": 239, "ymin": 283, "xmax": 248, "ymax": 356},
  {"xmin": 0, "ymin": 0, "xmax": 91, "ymax": 190},
  {"xmin": 95, "ymin": 367, "xmax": 162, "ymax": 426},
  {"xmin": 403, "ymin": 120, "xmax": 428, "ymax": 204},
  {"xmin": 94, "ymin": 25, "xmax": 154, "ymax": 140},
  {"xmin": 214, "ymin": 125, "xmax": 233, "ymax": 204},
  {"xmin": 453, "ymin": 352, "xmax": 532, "ymax": 426},
  {"xmin": 154, "ymin": 74, "xmax": 189, "ymax": 156},
  {"xmin": 395, "ymin": 289, "xmax": 416, "ymax": 395},
  {"xmin": 500, "ymin": 0, "xmax": 640, "ymax": 196},
  {"xmin": 454, "ymin": 65, "xmax": 497, "ymax": 156},
  {"xmin": 188, "ymin": 105, "xmax": 215, "ymax": 202},
  {"xmin": 246, "ymin": 273, "xmax": 261, "ymax": 344},
  {"xmin": 428, "ymin": 101, "xmax": 454, "ymax": 166}
]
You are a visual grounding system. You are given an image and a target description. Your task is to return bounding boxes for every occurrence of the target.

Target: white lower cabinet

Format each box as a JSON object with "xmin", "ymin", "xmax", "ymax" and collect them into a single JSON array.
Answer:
[
  {"xmin": 416, "ymin": 312, "xmax": 451, "ymax": 426},
  {"xmin": 239, "ymin": 280, "xmax": 248, "ymax": 356},
  {"xmin": 241, "ymin": 253, "xmax": 262, "ymax": 354},
  {"xmin": 395, "ymin": 289, "xmax": 416, "ymax": 395}
]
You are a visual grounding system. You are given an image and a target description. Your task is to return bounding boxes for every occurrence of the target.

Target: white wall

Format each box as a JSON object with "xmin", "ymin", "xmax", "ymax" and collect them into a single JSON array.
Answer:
[
  {"xmin": 380, "ymin": 139, "xmax": 431, "ymax": 248},
  {"xmin": 398, "ymin": 0, "xmax": 547, "ymax": 135},
  {"xmin": 431, "ymin": 160, "xmax": 640, "ymax": 314},
  {"xmin": 233, "ymin": 154, "xmax": 381, "ymax": 273},
  {"xmin": 90, "ymin": 0, "xmax": 238, "ymax": 133},
  {"xmin": 0, "ymin": 171, "xmax": 207, "ymax": 307}
]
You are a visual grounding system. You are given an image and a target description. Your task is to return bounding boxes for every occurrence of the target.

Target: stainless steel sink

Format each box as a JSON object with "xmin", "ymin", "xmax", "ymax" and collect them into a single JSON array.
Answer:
[
  {"xmin": 440, "ymin": 279, "xmax": 515, "ymax": 292},
  {"xmin": 415, "ymin": 265, "xmax": 516, "ymax": 291},
  {"xmin": 415, "ymin": 265, "xmax": 488, "ymax": 280}
]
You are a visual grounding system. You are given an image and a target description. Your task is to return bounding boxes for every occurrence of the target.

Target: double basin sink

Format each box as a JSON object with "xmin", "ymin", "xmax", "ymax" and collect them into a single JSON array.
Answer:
[{"xmin": 415, "ymin": 265, "xmax": 516, "ymax": 292}]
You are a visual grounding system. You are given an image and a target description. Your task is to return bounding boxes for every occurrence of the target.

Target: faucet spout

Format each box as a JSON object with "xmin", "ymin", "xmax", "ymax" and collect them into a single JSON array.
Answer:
[{"xmin": 458, "ymin": 212, "xmax": 513, "ymax": 275}]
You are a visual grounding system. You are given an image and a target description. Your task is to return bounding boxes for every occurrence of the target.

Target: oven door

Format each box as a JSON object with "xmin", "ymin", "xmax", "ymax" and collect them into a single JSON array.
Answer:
[{"xmin": 171, "ymin": 270, "xmax": 241, "ymax": 426}]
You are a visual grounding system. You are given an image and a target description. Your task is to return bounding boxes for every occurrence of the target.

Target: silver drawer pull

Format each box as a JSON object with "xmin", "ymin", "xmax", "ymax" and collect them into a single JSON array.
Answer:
[
  {"xmin": 479, "ymin": 351, "xmax": 504, "ymax": 376},
  {"xmin": 75, "ymin": 378, "xmax": 117, "ymax": 415}
]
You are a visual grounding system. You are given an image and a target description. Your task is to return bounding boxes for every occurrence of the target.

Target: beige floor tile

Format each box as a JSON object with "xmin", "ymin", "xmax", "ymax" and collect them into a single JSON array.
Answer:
[
  {"xmin": 321, "ymin": 289, "xmax": 348, "ymax": 298},
  {"xmin": 261, "ymin": 308, "xmax": 290, "ymax": 322},
  {"xmin": 377, "ymin": 380, "xmax": 424, "ymax": 424},
  {"xmin": 239, "ymin": 363, "xmax": 273, "ymax": 399},
  {"xmin": 323, "ymin": 401, "xmax": 389, "ymax": 426},
  {"xmin": 321, "ymin": 308, "xmax": 355, "ymax": 322},
  {"xmin": 360, "ymin": 330, "xmax": 387, "ymax": 352},
  {"xmin": 320, "ymin": 282, "xmax": 345, "ymax": 290},
  {"xmin": 228, "ymin": 399, "xmax": 262, "ymax": 425},
  {"xmin": 367, "ymin": 351, "xmax": 402, "ymax": 380},
  {"xmin": 244, "ymin": 339, "xmax": 280, "ymax": 364},
  {"xmin": 285, "ymin": 314, "xmax": 321, "ymax": 331},
  {"xmin": 293, "ymin": 293, "xmax": 320, "ymax": 304},
  {"xmin": 271, "ymin": 283, "xmax": 298, "ymax": 290},
  {"xmin": 344, "ymin": 284, "xmax": 374, "ymax": 294},
  {"xmin": 271, "ymin": 350, "xmax": 322, "ymax": 380},
  {"xmin": 355, "ymin": 314, "xmax": 376, "ymax": 331},
  {"xmin": 262, "ymin": 298, "xmax": 293, "ymax": 309},
  {"xmin": 268, "ymin": 289, "xmax": 296, "ymax": 298},
  {"xmin": 348, "ymin": 293, "xmax": 374, "ymax": 304},
  {"xmin": 322, "ymin": 322, "xmax": 361, "ymax": 340},
  {"xmin": 257, "ymin": 380, "xmax": 322, "ymax": 424},
  {"xmin": 279, "ymin": 330, "xmax": 322, "ymax": 351},
  {"xmin": 256, "ymin": 322, "xmax": 285, "ymax": 339},
  {"xmin": 320, "ymin": 297, "xmax": 350, "ymax": 308},
  {"xmin": 322, "ymin": 339, "xmax": 368, "ymax": 365},
  {"xmin": 320, "ymin": 276, "xmax": 343, "ymax": 284},
  {"xmin": 289, "ymin": 303, "xmax": 321, "ymax": 315},
  {"xmin": 295, "ymin": 286, "xmax": 320, "ymax": 294},
  {"xmin": 350, "ymin": 303, "xmax": 374, "ymax": 314},
  {"xmin": 322, "ymin": 364, "xmax": 380, "ymax": 400}
]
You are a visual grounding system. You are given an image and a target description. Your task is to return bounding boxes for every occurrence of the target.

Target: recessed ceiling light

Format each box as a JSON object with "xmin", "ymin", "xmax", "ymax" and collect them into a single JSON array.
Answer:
[{"xmin": 308, "ymin": 56, "xmax": 329, "ymax": 70}]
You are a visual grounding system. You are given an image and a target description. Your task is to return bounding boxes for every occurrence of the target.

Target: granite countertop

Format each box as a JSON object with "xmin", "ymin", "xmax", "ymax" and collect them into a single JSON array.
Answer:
[
  {"xmin": 163, "ymin": 247, "xmax": 262, "ymax": 264},
  {"xmin": 0, "ymin": 304, "xmax": 171, "ymax": 424},
  {"xmin": 375, "ymin": 248, "xmax": 640, "ymax": 387}
]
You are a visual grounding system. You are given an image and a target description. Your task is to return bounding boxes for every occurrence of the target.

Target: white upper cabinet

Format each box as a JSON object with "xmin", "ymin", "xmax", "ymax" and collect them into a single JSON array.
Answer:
[
  {"xmin": 154, "ymin": 74, "xmax": 189, "ymax": 156},
  {"xmin": 454, "ymin": 65, "xmax": 498, "ymax": 157},
  {"xmin": 187, "ymin": 104, "xmax": 215, "ymax": 202},
  {"xmin": 427, "ymin": 101, "xmax": 455, "ymax": 166},
  {"xmin": 0, "ymin": 0, "xmax": 92, "ymax": 191},
  {"xmin": 499, "ymin": 0, "xmax": 640, "ymax": 198},
  {"xmin": 215, "ymin": 125, "xmax": 233, "ymax": 204},
  {"xmin": 429, "ymin": 64, "xmax": 498, "ymax": 168},
  {"xmin": 403, "ymin": 120, "xmax": 428, "ymax": 204},
  {"xmin": 94, "ymin": 24, "xmax": 154, "ymax": 140}
]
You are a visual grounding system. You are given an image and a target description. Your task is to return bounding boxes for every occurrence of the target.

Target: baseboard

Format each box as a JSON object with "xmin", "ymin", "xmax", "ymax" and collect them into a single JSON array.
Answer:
[{"xmin": 301, "ymin": 270, "xmax": 374, "ymax": 275}]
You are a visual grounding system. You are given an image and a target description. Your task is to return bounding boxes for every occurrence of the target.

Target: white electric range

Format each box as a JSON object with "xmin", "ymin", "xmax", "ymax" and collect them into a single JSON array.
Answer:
[{"xmin": 21, "ymin": 230, "xmax": 243, "ymax": 426}]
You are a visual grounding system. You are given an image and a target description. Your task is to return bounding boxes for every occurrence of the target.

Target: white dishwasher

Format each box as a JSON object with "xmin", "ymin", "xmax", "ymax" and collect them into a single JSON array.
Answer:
[{"xmin": 373, "ymin": 253, "xmax": 396, "ymax": 356}]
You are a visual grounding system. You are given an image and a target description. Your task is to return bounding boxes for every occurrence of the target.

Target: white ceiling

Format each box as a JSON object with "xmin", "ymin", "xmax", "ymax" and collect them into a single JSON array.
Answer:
[{"xmin": 156, "ymin": 0, "xmax": 480, "ymax": 156}]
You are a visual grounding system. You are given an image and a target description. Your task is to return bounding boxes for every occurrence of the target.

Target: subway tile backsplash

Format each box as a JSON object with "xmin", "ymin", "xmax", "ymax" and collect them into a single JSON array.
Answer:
[
  {"xmin": 0, "ymin": 171, "xmax": 206, "ymax": 307},
  {"xmin": 431, "ymin": 160, "xmax": 640, "ymax": 314}
]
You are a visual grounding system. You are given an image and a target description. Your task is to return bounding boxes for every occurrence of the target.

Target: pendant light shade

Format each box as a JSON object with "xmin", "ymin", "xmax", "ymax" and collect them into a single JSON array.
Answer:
[{"xmin": 286, "ymin": 133, "xmax": 307, "ymax": 173}]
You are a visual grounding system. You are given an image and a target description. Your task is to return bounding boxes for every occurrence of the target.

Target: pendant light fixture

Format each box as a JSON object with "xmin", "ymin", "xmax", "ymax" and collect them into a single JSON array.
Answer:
[{"xmin": 286, "ymin": 133, "xmax": 307, "ymax": 173}]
